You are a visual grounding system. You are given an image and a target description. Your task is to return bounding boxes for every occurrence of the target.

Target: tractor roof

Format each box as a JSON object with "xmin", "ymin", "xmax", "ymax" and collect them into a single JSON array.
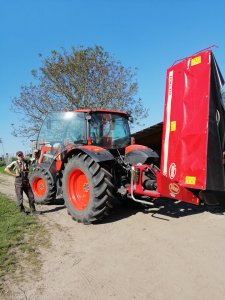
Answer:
[{"xmin": 72, "ymin": 108, "xmax": 130, "ymax": 116}]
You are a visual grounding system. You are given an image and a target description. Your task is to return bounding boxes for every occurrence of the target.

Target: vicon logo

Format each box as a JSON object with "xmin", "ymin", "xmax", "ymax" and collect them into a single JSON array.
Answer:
[
  {"xmin": 169, "ymin": 163, "xmax": 176, "ymax": 179},
  {"xmin": 169, "ymin": 183, "xmax": 180, "ymax": 197}
]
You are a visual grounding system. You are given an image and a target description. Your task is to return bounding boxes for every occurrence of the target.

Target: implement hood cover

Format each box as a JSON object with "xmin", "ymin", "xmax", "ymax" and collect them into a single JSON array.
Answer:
[{"xmin": 161, "ymin": 50, "xmax": 225, "ymax": 191}]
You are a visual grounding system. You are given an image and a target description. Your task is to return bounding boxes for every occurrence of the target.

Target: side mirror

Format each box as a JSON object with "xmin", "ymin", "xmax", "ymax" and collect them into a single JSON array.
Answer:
[{"xmin": 129, "ymin": 116, "xmax": 134, "ymax": 123}]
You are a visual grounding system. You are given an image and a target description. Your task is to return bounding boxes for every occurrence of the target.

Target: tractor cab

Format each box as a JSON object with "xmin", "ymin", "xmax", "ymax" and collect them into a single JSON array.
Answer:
[{"xmin": 37, "ymin": 109, "xmax": 132, "ymax": 158}]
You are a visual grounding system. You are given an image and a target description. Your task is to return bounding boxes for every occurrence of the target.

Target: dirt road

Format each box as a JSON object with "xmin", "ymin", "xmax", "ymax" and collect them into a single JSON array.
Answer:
[{"xmin": 1, "ymin": 173, "xmax": 225, "ymax": 300}]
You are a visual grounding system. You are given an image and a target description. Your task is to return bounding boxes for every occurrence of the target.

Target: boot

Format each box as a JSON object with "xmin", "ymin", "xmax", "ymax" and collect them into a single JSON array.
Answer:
[
  {"xmin": 30, "ymin": 208, "xmax": 41, "ymax": 215},
  {"xmin": 19, "ymin": 207, "xmax": 26, "ymax": 215}
]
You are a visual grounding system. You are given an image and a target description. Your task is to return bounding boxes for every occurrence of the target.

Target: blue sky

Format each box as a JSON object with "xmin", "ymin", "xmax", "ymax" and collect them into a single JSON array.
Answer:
[{"xmin": 0, "ymin": 0, "xmax": 225, "ymax": 155}]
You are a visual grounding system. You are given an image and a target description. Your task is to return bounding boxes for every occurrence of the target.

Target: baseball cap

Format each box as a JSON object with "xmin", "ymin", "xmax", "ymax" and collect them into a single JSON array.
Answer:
[{"xmin": 16, "ymin": 151, "xmax": 24, "ymax": 156}]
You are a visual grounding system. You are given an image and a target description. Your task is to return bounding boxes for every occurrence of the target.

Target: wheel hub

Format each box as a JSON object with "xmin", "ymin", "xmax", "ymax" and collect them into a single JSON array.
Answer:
[
  {"xmin": 83, "ymin": 183, "xmax": 90, "ymax": 192},
  {"xmin": 68, "ymin": 168, "xmax": 90, "ymax": 210}
]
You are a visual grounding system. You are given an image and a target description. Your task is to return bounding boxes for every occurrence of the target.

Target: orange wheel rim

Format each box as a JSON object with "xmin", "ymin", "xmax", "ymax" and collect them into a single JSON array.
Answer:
[
  {"xmin": 68, "ymin": 169, "xmax": 90, "ymax": 210},
  {"xmin": 32, "ymin": 177, "xmax": 47, "ymax": 197}
]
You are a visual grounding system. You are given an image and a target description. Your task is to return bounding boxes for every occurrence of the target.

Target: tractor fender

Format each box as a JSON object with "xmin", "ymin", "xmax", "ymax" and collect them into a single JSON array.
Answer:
[
  {"xmin": 65, "ymin": 145, "xmax": 115, "ymax": 163},
  {"xmin": 125, "ymin": 144, "xmax": 159, "ymax": 165}
]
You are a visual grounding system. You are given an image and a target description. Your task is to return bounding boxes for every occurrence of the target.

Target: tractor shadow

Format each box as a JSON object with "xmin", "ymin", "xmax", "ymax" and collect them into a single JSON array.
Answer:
[
  {"xmin": 36, "ymin": 197, "xmax": 66, "ymax": 214},
  {"xmin": 101, "ymin": 198, "xmax": 225, "ymax": 224},
  {"xmin": 98, "ymin": 205, "xmax": 146, "ymax": 224},
  {"xmin": 37, "ymin": 197, "xmax": 225, "ymax": 221},
  {"xmin": 52, "ymin": 197, "xmax": 65, "ymax": 205},
  {"xmin": 143, "ymin": 198, "xmax": 205, "ymax": 220},
  {"xmin": 141, "ymin": 198, "xmax": 225, "ymax": 220}
]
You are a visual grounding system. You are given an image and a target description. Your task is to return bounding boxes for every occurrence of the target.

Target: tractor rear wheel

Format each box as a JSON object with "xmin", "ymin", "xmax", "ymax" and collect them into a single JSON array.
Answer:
[
  {"xmin": 29, "ymin": 167, "xmax": 56, "ymax": 204},
  {"xmin": 62, "ymin": 153, "xmax": 115, "ymax": 223}
]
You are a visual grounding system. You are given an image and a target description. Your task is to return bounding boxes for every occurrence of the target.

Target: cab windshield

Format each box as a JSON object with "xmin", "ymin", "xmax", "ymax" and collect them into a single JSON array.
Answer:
[
  {"xmin": 37, "ymin": 112, "xmax": 86, "ymax": 149},
  {"xmin": 89, "ymin": 112, "xmax": 131, "ymax": 149}
]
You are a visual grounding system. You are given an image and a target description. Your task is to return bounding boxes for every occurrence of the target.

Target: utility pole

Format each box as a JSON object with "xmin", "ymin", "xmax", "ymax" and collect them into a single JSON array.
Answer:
[
  {"xmin": 0, "ymin": 138, "xmax": 5, "ymax": 161},
  {"xmin": 0, "ymin": 138, "xmax": 5, "ymax": 155}
]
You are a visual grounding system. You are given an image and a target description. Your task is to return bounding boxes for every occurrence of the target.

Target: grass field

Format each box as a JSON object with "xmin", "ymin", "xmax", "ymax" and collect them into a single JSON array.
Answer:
[
  {"xmin": 0, "ymin": 166, "xmax": 6, "ymax": 174},
  {"xmin": 0, "ymin": 193, "xmax": 50, "ymax": 298}
]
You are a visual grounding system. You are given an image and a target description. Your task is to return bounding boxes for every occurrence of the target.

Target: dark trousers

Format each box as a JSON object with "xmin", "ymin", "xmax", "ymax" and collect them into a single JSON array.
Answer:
[{"xmin": 15, "ymin": 177, "xmax": 36, "ymax": 212}]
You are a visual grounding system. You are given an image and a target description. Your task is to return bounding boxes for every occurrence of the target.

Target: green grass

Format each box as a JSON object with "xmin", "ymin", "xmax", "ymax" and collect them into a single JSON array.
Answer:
[
  {"xmin": 0, "ymin": 193, "xmax": 50, "ymax": 298},
  {"xmin": 0, "ymin": 166, "xmax": 6, "ymax": 174}
]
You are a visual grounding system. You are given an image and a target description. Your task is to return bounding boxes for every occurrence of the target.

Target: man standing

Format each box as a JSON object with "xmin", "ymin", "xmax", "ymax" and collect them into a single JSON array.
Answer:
[{"xmin": 4, "ymin": 151, "xmax": 39, "ymax": 215}]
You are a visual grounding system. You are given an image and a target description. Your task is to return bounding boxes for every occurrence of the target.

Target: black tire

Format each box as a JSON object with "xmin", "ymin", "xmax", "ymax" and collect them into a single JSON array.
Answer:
[
  {"xmin": 62, "ymin": 153, "xmax": 115, "ymax": 223},
  {"xmin": 29, "ymin": 166, "xmax": 56, "ymax": 204}
]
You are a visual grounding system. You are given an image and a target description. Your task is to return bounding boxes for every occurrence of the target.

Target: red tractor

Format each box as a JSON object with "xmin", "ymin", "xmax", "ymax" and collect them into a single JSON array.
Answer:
[
  {"xmin": 30, "ymin": 109, "xmax": 159, "ymax": 223},
  {"xmin": 30, "ymin": 49, "xmax": 225, "ymax": 223}
]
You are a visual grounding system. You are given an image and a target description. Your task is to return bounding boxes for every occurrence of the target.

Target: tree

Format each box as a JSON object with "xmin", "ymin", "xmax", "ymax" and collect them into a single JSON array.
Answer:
[{"xmin": 11, "ymin": 45, "xmax": 148, "ymax": 138}]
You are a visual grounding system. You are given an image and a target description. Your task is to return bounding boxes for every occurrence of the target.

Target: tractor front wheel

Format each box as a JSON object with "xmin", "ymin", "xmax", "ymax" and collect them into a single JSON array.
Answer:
[
  {"xmin": 29, "ymin": 167, "xmax": 56, "ymax": 204},
  {"xmin": 62, "ymin": 154, "xmax": 115, "ymax": 223}
]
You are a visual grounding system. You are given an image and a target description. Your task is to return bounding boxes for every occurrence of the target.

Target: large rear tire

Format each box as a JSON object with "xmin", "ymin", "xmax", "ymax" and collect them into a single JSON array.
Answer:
[
  {"xmin": 62, "ymin": 153, "xmax": 115, "ymax": 223},
  {"xmin": 29, "ymin": 167, "xmax": 56, "ymax": 204}
]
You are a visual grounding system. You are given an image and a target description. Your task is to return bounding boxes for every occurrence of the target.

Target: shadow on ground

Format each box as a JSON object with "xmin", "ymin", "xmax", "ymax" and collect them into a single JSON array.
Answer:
[
  {"xmin": 36, "ymin": 196, "xmax": 225, "ymax": 223},
  {"xmin": 144, "ymin": 198, "xmax": 206, "ymax": 220},
  {"xmin": 143, "ymin": 197, "xmax": 225, "ymax": 220},
  {"xmin": 99, "ymin": 197, "xmax": 225, "ymax": 224},
  {"xmin": 36, "ymin": 197, "xmax": 66, "ymax": 214}
]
